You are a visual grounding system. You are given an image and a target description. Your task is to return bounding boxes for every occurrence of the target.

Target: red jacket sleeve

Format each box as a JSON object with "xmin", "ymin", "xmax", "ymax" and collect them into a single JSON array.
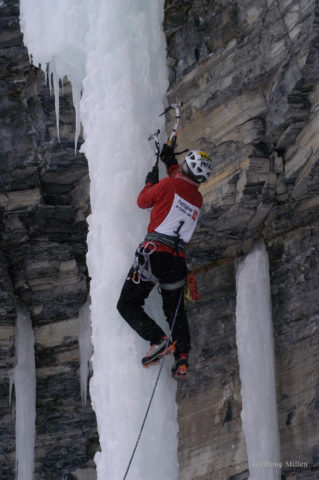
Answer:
[
  {"xmin": 137, "ymin": 178, "xmax": 170, "ymax": 209},
  {"xmin": 137, "ymin": 165, "xmax": 181, "ymax": 209}
]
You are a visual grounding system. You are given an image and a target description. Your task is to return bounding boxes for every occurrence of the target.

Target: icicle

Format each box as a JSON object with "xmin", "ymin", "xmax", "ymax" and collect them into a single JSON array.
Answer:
[
  {"xmin": 48, "ymin": 62, "xmax": 52, "ymax": 95},
  {"xmin": 13, "ymin": 306, "xmax": 36, "ymax": 480},
  {"xmin": 236, "ymin": 241, "xmax": 281, "ymax": 480},
  {"xmin": 49, "ymin": 58, "xmax": 60, "ymax": 142},
  {"xmin": 78, "ymin": 300, "xmax": 93, "ymax": 406},
  {"xmin": 72, "ymin": 80, "xmax": 82, "ymax": 153}
]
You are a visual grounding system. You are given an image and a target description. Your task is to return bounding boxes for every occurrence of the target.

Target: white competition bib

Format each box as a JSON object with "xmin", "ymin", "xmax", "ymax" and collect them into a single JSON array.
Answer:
[{"xmin": 155, "ymin": 193, "xmax": 199, "ymax": 242}]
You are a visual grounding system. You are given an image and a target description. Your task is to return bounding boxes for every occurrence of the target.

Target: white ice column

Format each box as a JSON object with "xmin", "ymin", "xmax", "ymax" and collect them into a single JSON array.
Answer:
[
  {"xmin": 82, "ymin": 2, "xmax": 178, "ymax": 478},
  {"xmin": 13, "ymin": 306, "xmax": 36, "ymax": 480},
  {"xmin": 236, "ymin": 241, "xmax": 281, "ymax": 480}
]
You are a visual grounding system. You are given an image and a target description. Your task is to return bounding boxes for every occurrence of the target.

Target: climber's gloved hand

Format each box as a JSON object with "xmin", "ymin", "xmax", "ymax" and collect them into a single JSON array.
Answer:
[
  {"xmin": 145, "ymin": 165, "xmax": 159, "ymax": 185},
  {"xmin": 160, "ymin": 143, "xmax": 178, "ymax": 168}
]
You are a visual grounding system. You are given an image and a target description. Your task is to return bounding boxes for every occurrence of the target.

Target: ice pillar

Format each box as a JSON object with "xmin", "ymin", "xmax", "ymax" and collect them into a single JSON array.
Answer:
[
  {"xmin": 13, "ymin": 307, "xmax": 36, "ymax": 480},
  {"xmin": 82, "ymin": 2, "xmax": 178, "ymax": 478},
  {"xmin": 236, "ymin": 241, "xmax": 281, "ymax": 480}
]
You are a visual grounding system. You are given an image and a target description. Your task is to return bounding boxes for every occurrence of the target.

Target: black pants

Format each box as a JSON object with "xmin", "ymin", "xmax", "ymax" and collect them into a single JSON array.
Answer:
[{"xmin": 117, "ymin": 251, "xmax": 190, "ymax": 357}]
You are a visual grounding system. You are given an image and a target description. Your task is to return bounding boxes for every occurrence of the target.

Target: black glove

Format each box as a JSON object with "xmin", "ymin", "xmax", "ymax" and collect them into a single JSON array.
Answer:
[
  {"xmin": 145, "ymin": 165, "xmax": 159, "ymax": 184},
  {"xmin": 160, "ymin": 143, "xmax": 178, "ymax": 168}
]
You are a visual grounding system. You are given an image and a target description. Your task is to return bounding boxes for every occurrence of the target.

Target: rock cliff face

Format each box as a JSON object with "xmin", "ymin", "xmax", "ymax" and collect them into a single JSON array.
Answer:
[
  {"xmin": 0, "ymin": 1, "xmax": 97, "ymax": 479},
  {"xmin": 163, "ymin": 0, "xmax": 319, "ymax": 479},
  {"xmin": 1, "ymin": 0, "xmax": 319, "ymax": 479}
]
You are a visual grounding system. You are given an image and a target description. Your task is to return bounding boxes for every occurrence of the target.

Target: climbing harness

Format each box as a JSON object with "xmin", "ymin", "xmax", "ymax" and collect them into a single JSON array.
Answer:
[
  {"xmin": 122, "ymin": 286, "xmax": 185, "ymax": 480},
  {"xmin": 131, "ymin": 240, "xmax": 186, "ymax": 291},
  {"xmin": 159, "ymin": 278, "xmax": 185, "ymax": 291},
  {"xmin": 145, "ymin": 220, "xmax": 186, "ymax": 258},
  {"xmin": 144, "ymin": 231, "xmax": 186, "ymax": 254}
]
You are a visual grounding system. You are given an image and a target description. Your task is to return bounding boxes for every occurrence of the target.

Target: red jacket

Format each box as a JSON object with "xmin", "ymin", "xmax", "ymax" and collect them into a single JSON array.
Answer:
[{"xmin": 137, "ymin": 165, "xmax": 203, "ymax": 256}]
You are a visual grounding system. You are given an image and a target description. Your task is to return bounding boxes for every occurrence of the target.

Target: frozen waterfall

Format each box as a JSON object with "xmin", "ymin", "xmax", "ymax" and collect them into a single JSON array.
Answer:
[
  {"xmin": 236, "ymin": 241, "xmax": 281, "ymax": 480},
  {"xmin": 20, "ymin": 1, "xmax": 178, "ymax": 479}
]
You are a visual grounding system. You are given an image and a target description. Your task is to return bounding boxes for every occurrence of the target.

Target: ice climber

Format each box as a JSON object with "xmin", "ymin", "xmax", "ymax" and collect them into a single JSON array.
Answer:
[{"xmin": 117, "ymin": 144, "xmax": 213, "ymax": 378}]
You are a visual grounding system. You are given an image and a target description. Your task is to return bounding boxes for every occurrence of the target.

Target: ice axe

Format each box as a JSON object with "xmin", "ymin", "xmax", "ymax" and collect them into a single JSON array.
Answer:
[
  {"xmin": 159, "ymin": 102, "xmax": 183, "ymax": 151},
  {"xmin": 148, "ymin": 102, "xmax": 183, "ymax": 174}
]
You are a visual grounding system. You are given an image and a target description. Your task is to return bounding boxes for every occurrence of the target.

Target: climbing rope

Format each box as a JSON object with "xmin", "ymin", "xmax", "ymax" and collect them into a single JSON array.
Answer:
[{"xmin": 122, "ymin": 286, "xmax": 185, "ymax": 480}]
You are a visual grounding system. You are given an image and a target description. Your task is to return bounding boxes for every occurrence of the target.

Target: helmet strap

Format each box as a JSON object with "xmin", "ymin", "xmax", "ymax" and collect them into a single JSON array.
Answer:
[{"xmin": 182, "ymin": 160, "xmax": 200, "ymax": 183}]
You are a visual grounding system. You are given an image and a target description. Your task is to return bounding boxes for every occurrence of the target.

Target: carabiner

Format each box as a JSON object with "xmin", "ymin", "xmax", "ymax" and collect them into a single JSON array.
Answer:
[{"xmin": 143, "ymin": 241, "xmax": 156, "ymax": 255}]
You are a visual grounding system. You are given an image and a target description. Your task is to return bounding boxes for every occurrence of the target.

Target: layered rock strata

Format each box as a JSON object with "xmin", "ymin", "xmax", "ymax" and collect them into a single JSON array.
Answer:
[
  {"xmin": 0, "ymin": 1, "xmax": 98, "ymax": 478},
  {"xmin": 163, "ymin": 0, "xmax": 319, "ymax": 479}
]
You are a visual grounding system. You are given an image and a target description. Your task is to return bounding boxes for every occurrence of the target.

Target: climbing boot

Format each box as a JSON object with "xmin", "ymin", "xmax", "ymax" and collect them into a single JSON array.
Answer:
[
  {"xmin": 142, "ymin": 337, "xmax": 176, "ymax": 367},
  {"xmin": 172, "ymin": 355, "xmax": 188, "ymax": 379}
]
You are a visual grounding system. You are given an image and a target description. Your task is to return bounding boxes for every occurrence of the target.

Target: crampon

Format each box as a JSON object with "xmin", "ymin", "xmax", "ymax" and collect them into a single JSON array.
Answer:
[
  {"xmin": 172, "ymin": 358, "xmax": 188, "ymax": 379},
  {"xmin": 142, "ymin": 338, "xmax": 176, "ymax": 367}
]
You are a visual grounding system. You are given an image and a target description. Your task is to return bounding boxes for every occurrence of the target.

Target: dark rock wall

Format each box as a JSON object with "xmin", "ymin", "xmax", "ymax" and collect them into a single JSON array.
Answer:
[
  {"xmin": 269, "ymin": 223, "xmax": 319, "ymax": 475},
  {"xmin": 0, "ymin": 1, "xmax": 98, "ymax": 479},
  {"xmin": 163, "ymin": 0, "xmax": 319, "ymax": 479}
]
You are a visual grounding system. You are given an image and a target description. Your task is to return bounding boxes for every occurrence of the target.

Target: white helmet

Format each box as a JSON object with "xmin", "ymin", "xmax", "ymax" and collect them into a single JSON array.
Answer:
[{"xmin": 182, "ymin": 150, "xmax": 213, "ymax": 183}]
